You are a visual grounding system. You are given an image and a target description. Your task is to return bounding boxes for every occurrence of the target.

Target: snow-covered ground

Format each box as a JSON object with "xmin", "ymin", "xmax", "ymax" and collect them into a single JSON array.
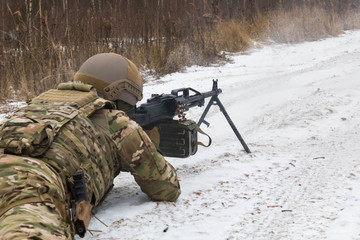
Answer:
[{"xmin": 2, "ymin": 30, "xmax": 360, "ymax": 240}]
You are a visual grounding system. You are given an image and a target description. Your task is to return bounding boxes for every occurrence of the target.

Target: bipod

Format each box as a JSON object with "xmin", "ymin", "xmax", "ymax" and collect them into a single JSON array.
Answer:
[{"xmin": 197, "ymin": 80, "xmax": 251, "ymax": 153}]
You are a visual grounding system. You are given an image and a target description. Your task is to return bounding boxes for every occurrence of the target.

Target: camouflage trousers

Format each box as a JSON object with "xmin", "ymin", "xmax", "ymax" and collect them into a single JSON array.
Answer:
[{"xmin": 0, "ymin": 154, "xmax": 73, "ymax": 240}]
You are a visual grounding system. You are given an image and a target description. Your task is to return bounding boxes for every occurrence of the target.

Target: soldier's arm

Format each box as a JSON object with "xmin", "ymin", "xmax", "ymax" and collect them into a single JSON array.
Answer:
[{"xmin": 105, "ymin": 109, "xmax": 181, "ymax": 202}]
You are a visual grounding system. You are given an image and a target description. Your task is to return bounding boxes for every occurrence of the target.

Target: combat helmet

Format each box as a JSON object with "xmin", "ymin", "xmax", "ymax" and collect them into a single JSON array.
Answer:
[{"xmin": 74, "ymin": 53, "xmax": 143, "ymax": 105}]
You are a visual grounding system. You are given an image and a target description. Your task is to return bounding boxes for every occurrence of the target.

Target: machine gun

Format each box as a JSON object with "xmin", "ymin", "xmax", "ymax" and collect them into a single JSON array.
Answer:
[{"xmin": 128, "ymin": 80, "xmax": 251, "ymax": 154}]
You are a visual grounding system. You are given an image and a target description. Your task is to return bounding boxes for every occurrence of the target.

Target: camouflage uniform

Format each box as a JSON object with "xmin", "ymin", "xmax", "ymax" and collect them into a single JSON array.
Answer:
[{"xmin": 0, "ymin": 83, "xmax": 180, "ymax": 239}]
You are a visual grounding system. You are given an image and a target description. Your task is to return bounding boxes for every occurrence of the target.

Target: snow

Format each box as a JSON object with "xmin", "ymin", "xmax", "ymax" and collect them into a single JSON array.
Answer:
[
  {"xmin": 0, "ymin": 101, "xmax": 26, "ymax": 121},
  {"xmin": 2, "ymin": 30, "xmax": 360, "ymax": 239}
]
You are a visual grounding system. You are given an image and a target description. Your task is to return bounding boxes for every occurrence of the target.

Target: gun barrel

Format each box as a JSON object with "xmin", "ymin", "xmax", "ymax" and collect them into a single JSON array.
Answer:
[
  {"xmin": 202, "ymin": 88, "xmax": 222, "ymax": 99},
  {"xmin": 176, "ymin": 87, "xmax": 221, "ymax": 109}
]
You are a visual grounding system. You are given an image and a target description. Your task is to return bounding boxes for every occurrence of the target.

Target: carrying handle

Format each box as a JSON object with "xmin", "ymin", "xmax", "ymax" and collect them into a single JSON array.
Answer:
[{"xmin": 196, "ymin": 126, "xmax": 212, "ymax": 147}]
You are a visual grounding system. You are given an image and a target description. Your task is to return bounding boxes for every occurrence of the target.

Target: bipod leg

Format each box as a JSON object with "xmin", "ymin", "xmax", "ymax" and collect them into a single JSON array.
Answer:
[
  {"xmin": 197, "ymin": 96, "xmax": 216, "ymax": 127},
  {"xmin": 214, "ymin": 96, "xmax": 251, "ymax": 153},
  {"xmin": 197, "ymin": 96, "xmax": 251, "ymax": 153}
]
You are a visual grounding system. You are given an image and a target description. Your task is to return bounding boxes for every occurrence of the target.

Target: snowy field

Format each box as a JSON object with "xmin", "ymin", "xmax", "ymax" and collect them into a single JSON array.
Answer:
[{"xmin": 2, "ymin": 30, "xmax": 360, "ymax": 240}]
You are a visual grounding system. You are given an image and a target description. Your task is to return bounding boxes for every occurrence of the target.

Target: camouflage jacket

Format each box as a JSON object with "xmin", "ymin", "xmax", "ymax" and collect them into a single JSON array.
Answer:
[{"xmin": 0, "ymin": 83, "xmax": 180, "ymax": 239}]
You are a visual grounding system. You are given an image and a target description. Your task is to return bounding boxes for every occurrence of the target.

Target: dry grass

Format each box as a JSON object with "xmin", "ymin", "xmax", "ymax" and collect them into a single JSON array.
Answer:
[
  {"xmin": 215, "ymin": 20, "xmax": 253, "ymax": 52},
  {"xmin": 1, "ymin": 0, "xmax": 359, "ymax": 100},
  {"xmin": 268, "ymin": 6, "xmax": 360, "ymax": 43}
]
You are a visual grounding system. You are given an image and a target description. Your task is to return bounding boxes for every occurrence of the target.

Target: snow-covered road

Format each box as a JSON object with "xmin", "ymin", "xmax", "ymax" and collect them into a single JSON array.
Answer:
[{"xmin": 2, "ymin": 31, "xmax": 360, "ymax": 240}]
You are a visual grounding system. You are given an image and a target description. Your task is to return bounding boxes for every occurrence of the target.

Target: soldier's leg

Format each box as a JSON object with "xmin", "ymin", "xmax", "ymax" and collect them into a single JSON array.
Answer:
[
  {"xmin": 0, "ymin": 203, "xmax": 72, "ymax": 240},
  {"xmin": 0, "ymin": 155, "xmax": 73, "ymax": 239}
]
